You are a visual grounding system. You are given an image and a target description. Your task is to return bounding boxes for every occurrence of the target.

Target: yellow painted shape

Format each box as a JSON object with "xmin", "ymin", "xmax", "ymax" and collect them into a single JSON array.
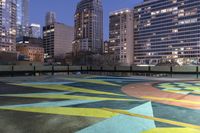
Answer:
[
  {"xmin": 158, "ymin": 86, "xmax": 177, "ymax": 89},
  {"xmin": 158, "ymin": 85, "xmax": 176, "ymax": 88},
  {"xmin": 103, "ymin": 108, "xmax": 200, "ymax": 130},
  {"xmin": 174, "ymin": 83, "xmax": 190, "ymax": 85},
  {"xmin": 192, "ymin": 91, "xmax": 200, "ymax": 95},
  {"xmin": 13, "ymin": 84, "xmax": 123, "ymax": 96},
  {"xmin": 0, "ymin": 107, "xmax": 117, "ymax": 118},
  {"xmin": 183, "ymin": 86, "xmax": 200, "ymax": 91},
  {"xmin": 142, "ymin": 128, "xmax": 200, "ymax": 133},
  {"xmin": 142, "ymin": 96, "xmax": 200, "ymax": 105},
  {"xmin": 158, "ymin": 83, "xmax": 173, "ymax": 86},
  {"xmin": 164, "ymin": 90, "xmax": 191, "ymax": 94},
  {"xmin": 158, "ymin": 83, "xmax": 176, "ymax": 88},
  {"xmin": 66, "ymin": 78, "xmax": 120, "ymax": 87},
  {"xmin": 0, "ymin": 93, "xmax": 133, "ymax": 101}
]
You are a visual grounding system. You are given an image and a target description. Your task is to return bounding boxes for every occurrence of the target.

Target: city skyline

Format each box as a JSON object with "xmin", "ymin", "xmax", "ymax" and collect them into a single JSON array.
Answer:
[{"xmin": 30, "ymin": 0, "xmax": 142, "ymax": 39}]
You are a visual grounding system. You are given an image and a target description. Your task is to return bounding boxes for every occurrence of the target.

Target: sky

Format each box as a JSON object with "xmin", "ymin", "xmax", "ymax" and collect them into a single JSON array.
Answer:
[{"xmin": 30, "ymin": 0, "xmax": 142, "ymax": 40}]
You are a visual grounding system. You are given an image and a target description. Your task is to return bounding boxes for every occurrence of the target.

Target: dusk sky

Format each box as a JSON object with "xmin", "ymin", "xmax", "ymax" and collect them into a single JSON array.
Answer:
[{"xmin": 30, "ymin": 0, "xmax": 142, "ymax": 39}]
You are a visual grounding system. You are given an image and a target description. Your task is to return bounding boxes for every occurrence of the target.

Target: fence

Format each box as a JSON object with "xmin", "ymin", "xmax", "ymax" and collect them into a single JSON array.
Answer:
[{"xmin": 0, "ymin": 65, "xmax": 199, "ymax": 78}]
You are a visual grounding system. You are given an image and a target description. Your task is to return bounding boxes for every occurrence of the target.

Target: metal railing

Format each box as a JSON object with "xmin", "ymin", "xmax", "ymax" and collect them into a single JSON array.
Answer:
[{"xmin": 0, "ymin": 65, "xmax": 199, "ymax": 78}]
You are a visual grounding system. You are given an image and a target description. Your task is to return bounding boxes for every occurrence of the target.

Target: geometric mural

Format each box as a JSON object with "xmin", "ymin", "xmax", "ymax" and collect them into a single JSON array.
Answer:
[{"xmin": 0, "ymin": 76, "xmax": 200, "ymax": 133}]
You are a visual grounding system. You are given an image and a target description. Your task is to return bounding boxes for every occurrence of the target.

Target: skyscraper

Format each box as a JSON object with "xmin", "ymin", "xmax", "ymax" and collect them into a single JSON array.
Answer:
[
  {"xmin": 45, "ymin": 12, "xmax": 56, "ymax": 26},
  {"xmin": 0, "ymin": 0, "xmax": 17, "ymax": 52},
  {"xmin": 16, "ymin": 0, "xmax": 29, "ymax": 37},
  {"xmin": 74, "ymin": 0, "xmax": 103, "ymax": 54},
  {"xmin": 29, "ymin": 23, "xmax": 41, "ymax": 38},
  {"xmin": 109, "ymin": 9, "xmax": 134, "ymax": 65},
  {"xmin": 134, "ymin": 0, "xmax": 200, "ymax": 65}
]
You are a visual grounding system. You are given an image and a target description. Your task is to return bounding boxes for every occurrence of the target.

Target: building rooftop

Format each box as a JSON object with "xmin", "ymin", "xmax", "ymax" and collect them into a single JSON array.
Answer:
[{"xmin": 110, "ymin": 8, "xmax": 131, "ymax": 16}]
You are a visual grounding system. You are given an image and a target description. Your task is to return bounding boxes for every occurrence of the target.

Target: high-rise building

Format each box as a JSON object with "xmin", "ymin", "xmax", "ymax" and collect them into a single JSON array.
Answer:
[
  {"xmin": 29, "ymin": 23, "xmax": 41, "ymax": 38},
  {"xmin": 0, "ymin": 0, "xmax": 17, "ymax": 52},
  {"xmin": 109, "ymin": 9, "xmax": 134, "ymax": 65},
  {"xmin": 134, "ymin": 0, "xmax": 200, "ymax": 65},
  {"xmin": 74, "ymin": 0, "xmax": 103, "ymax": 54},
  {"xmin": 16, "ymin": 0, "xmax": 29, "ymax": 37},
  {"xmin": 45, "ymin": 12, "xmax": 56, "ymax": 26},
  {"xmin": 43, "ymin": 23, "xmax": 74, "ymax": 61}
]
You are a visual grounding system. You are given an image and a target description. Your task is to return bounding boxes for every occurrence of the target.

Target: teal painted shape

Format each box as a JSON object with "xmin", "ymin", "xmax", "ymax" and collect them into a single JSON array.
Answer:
[
  {"xmin": 162, "ymin": 88, "xmax": 192, "ymax": 95},
  {"xmin": 1, "ymin": 100, "xmax": 100, "ymax": 108},
  {"xmin": 76, "ymin": 102, "xmax": 155, "ymax": 133}
]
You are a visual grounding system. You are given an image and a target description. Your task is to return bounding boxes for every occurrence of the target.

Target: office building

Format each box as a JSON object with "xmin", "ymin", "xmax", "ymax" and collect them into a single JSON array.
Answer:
[
  {"xmin": 16, "ymin": 0, "xmax": 29, "ymax": 37},
  {"xmin": 74, "ymin": 0, "xmax": 103, "ymax": 54},
  {"xmin": 109, "ymin": 9, "xmax": 134, "ymax": 65},
  {"xmin": 29, "ymin": 23, "xmax": 41, "ymax": 38},
  {"xmin": 45, "ymin": 12, "xmax": 56, "ymax": 26},
  {"xmin": 0, "ymin": 0, "xmax": 17, "ymax": 52},
  {"xmin": 43, "ymin": 23, "xmax": 74, "ymax": 61},
  {"xmin": 134, "ymin": 0, "xmax": 200, "ymax": 65}
]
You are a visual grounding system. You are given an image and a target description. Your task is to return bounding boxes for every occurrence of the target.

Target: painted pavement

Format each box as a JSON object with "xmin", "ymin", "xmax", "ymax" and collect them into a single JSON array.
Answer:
[{"xmin": 0, "ymin": 76, "xmax": 199, "ymax": 133}]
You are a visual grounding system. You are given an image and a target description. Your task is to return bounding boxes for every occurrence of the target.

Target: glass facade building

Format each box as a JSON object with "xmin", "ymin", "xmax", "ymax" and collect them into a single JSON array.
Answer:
[
  {"xmin": 74, "ymin": 0, "xmax": 103, "ymax": 54},
  {"xmin": 16, "ymin": 0, "xmax": 29, "ymax": 37},
  {"xmin": 29, "ymin": 23, "xmax": 41, "ymax": 38},
  {"xmin": 0, "ymin": 0, "xmax": 17, "ymax": 52},
  {"xmin": 134, "ymin": 0, "xmax": 200, "ymax": 65}
]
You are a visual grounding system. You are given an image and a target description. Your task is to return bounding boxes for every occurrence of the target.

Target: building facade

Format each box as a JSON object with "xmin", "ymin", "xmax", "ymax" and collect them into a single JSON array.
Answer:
[
  {"xmin": 16, "ymin": 0, "xmax": 29, "ymax": 37},
  {"xmin": 29, "ymin": 23, "xmax": 41, "ymax": 38},
  {"xmin": 74, "ymin": 0, "xmax": 103, "ymax": 54},
  {"xmin": 134, "ymin": 0, "xmax": 200, "ymax": 65},
  {"xmin": 16, "ymin": 36, "xmax": 44, "ymax": 63},
  {"xmin": 45, "ymin": 12, "xmax": 56, "ymax": 26},
  {"xmin": 109, "ymin": 9, "xmax": 134, "ymax": 65},
  {"xmin": 43, "ymin": 23, "xmax": 74, "ymax": 61},
  {"xmin": 103, "ymin": 41, "xmax": 109, "ymax": 54},
  {"xmin": 0, "ymin": 0, "xmax": 17, "ymax": 52},
  {"xmin": 16, "ymin": 36, "xmax": 42, "ymax": 46},
  {"xmin": 17, "ymin": 45, "xmax": 44, "ymax": 63}
]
